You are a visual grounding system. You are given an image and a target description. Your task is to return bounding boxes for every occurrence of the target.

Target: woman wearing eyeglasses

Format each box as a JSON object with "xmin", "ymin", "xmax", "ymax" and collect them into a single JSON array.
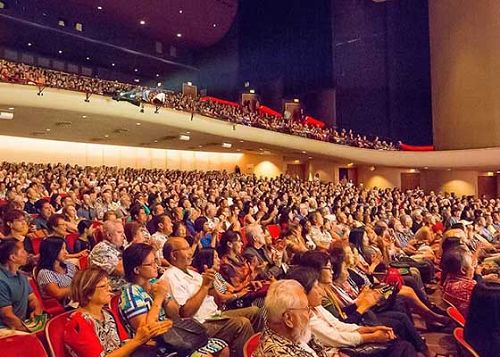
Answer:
[
  {"xmin": 64, "ymin": 266, "xmax": 171, "ymax": 357},
  {"xmin": 119, "ymin": 243, "xmax": 229, "ymax": 356}
]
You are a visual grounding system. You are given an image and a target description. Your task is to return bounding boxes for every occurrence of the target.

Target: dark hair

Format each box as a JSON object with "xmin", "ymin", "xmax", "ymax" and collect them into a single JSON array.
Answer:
[
  {"xmin": 217, "ymin": 230, "xmax": 241, "ymax": 257},
  {"xmin": 124, "ymin": 222, "xmax": 142, "ymax": 243},
  {"xmin": 464, "ymin": 281, "xmax": 500, "ymax": 357},
  {"xmin": 192, "ymin": 248, "xmax": 215, "ymax": 273},
  {"xmin": 35, "ymin": 199, "xmax": 50, "ymax": 212},
  {"xmin": 194, "ymin": 216, "xmax": 208, "ymax": 233},
  {"xmin": 330, "ymin": 247, "xmax": 346, "ymax": 281},
  {"xmin": 298, "ymin": 250, "xmax": 330, "ymax": 271},
  {"xmin": 0, "ymin": 239, "xmax": 21, "ymax": 264},
  {"xmin": 348, "ymin": 228, "xmax": 365, "ymax": 254},
  {"xmin": 172, "ymin": 220, "xmax": 186, "ymax": 236},
  {"xmin": 440, "ymin": 246, "xmax": 470, "ymax": 283},
  {"xmin": 129, "ymin": 203, "xmax": 145, "ymax": 221},
  {"xmin": 37, "ymin": 237, "xmax": 66, "ymax": 272},
  {"xmin": 153, "ymin": 214, "xmax": 170, "ymax": 233},
  {"xmin": 285, "ymin": 266, "xmax": 319, "ymax": 294},
  {"xmin": 3, "ymin": 209, "xmax": 25, "ymax": 235},
  {"xmin": 122, "ymin": 243, "xmax": 154, "ymax": 282},
  {"xmin": 77, "ymin": 219, "xmax": 92, "ymax": 235},
  {"xmin": 47, "ymin": 213, "xmax": 66, "ymax": 232},
  {"xmin": 373, "ymin": 224, "xmax": 385, "ymax": 237}
]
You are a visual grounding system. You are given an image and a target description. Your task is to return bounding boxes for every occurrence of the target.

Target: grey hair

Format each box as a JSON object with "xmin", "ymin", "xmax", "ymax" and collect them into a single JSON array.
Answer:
[
  {"xmin": 265, "ymin": 280, "xmax": 304, "ymax": 323},
  {"xmin": 102, "ymin": 220, "xmax": 122, "ymax": 239},
  {"xmin": 245, "ymin": 223, "xmax": 262, "ymax": 245}
]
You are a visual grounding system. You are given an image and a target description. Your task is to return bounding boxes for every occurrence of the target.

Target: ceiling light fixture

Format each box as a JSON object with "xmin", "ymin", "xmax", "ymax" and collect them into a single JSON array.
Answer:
[
  {"xmin": 111, "ymin": 63, "xmax": 116, "ymax": 67},
  {"xmin": 139, "ymin": 20, "xmax": 146, "ymax": 25},
  {"xmin": 156, "ymin": 74, "xmax": 159, "ymax": 77},
  {"xmin": 104, "ymin": 134, "xmax": 109, "ymax": 138},
  {"xmin": 187, "ymin": 81, "xmax": 192, "ymax": 86},
  {"xmin": 222, "ymin": 142, "xmax": 232, "ymax": 148},
  {"xmin": 134, "ymin": 68, "xmax": 138, "ymax": 72},
  {"xmin": 179, "ymin": 9, "xmax": 183, "ymax": 14},
  {"xmin": 82, "ymin": 115, "xmax": 87, "ymax": 118},
  {"xmin": 97, "ymin": 6, "xmax": 103, "ymax": 10},
  {"xmin": 58, "ymin": 50, "xmax": 63, "ymax": 54},
  {"xmin": 186, "ymin": 131, "xmax": 191, "ymax": 134},
  {"xmin": 134, "ymin": 79, "xmax": 140, "ymax": 82},
  {"xmin": 45, "ymin": 128, "xmax": 51, "ymax": 132},
  {"xmin": 154, "ymin": 140, "xmax": 158, "ymax": 143},
  {"xmin": 27, "ymin": 42, "xmax": 32, "ymax": 46},
  {"xmin": 213, "ymin": 23, "xmax": 217, "ymax": 27},
  {"xmin": 157, "ymin": 82, "xmax": 162, "ymax": 87},
  {"xmin": 86, "ymin": 56, "xmax": 90, "ymax": 60},
  {"xmin": 136, "ymin": 122, "xmax": 141, "ymax": 126},
  {"xmin": 8, "ymin": 107, "xmax": 14, "ymax": 110},
  {"xmin": 179, "ymin": 135, "xmax": 190, "ymax": 141},
  {"xmin": 176, "ymin": 33, "xmax": 182, "ymax": 38},
  {"xmin": 249, "ymin": 89, "xmax": 255, "ymax": 94}
]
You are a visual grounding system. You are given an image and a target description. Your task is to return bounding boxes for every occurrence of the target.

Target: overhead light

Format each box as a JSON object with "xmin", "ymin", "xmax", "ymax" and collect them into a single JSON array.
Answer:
[
  {"xmin": 75, "ymin": 22, "xmax": 83, "ymax": 32},
  {"xmin": 176, "ymin": 33, "xmax": 182, "ymax": 38},
  {"xmin": 97, "ymin": 6, "xmax": 103, "ymax": 10},
  {"xmin": 496, "ymin": 170, "xmax": 500, "ymax": 174},
  {"xmin": 58, "ymin": 20, "xmax": 66, "ymax": 27},
  {"xmin": 486, "ymin": 171, "xmax": 494, "ymax": 176},
  {"xmin": 179, "ymin": 135, "xmax": 190, "ymax": 141},
  {"xmin": 187, "ymin": 81, "xmax": 192, "ymax": 86},
  {"xmin": 157, "ymin": 82, "xmax": 162, "ymax": 87},
  {"xmin": 27, "ymin": 42, "xmax": 32, "ymax": 46},
  {"xmin": 347, "ymin": 162, "xmax": 354, "ymax": 167},
  {"xmin": 447, "ymin": 168, "xmax": 452, "ymax": 171},
  {"xmin": 0, "ymin": 112, "xmax": 14, "ymax": 120},
  {"xmin": 369, "ymin": 166, "xmax": 376, "ymax": 171},
  {"xmin": 423, "ymin": 166, "xmax": 429, "ymax": 170},
  {"xmin": 236, "ymin": 149, "xmax": 241, "ymax": 152},
  {"xmin": 198, "ymin": 145, "xmax": 203, "ymax": 148},
  {"xmin": 7, "ymin": 107, "xmax": 14, "ymax": 110},
  {"xmin": 186, "ymin": 131, "xmax": 191, "ymax": 134},
  {"xmin": 213, "ymin": 23, "xmax": 217, "ymax": 28},
  {"xmin": 179, "ymin": 9, "xmax": 183, "ymax": 14},
  {"xmin": 139, "ymin": 20, "xmax": 146, "ymax": 25},
  {"xmin": 104, "ymin": 134, "xmax": 109, "ymax": 138},
  {"xmin": 222, "ymin": 142, "xmax": 232, "ymax": 148},
  {"xmin": 249, "ymin": 89, "xmax": 255, "ymax": 94},
  {"xmin": 301, "ymin": 151, "xmax": 306, "ymax": 154},
  {"xmin": 308, "ymin": 157, "xmax": 312, "ymax": 159},
  {"xmin": 136, "ymin": 122, "xmax": 141, "ymax": 126},
  {"xmin": 82, "ymin": 115, "xmax": 87, "ymax": 118},
  {"xmin": 134, "ymin": 79, "xmax": 140, "ymax": 82},
  {"xmin": 86, "ymin": 56, "xmax": 90, "ymax": 60},
  {"xmin": 58, "ymin": 50, "xmax": 63, "ymax": 54},
  {"xmin": 45, "ymin": 128, "xmax": 51, "ymax": 132},
  {"xmin": 409, "ymin": 168, "xmax": 417, "ymax": 173},
  {"xmin": 134, "ymin": 68, "xmax": 138, "ymax": 72},
  {"xmin": 156, "ymin": 73, "xmax": 160, "ymax": 77},
  {"xmin": 293, "ymin": 98, "xmax": 300, "ymax": 103},
  {"xmin": 239, "ymin": 140, "xmax": 244, "ymax": 143},
  {"xmin": 111, "ymin": 63, "xmax": 116, "ymax": 67}
]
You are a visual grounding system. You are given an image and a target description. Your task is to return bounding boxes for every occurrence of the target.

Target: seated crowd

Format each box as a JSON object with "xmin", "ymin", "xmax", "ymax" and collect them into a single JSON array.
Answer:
[
  {"xmin": 0, "ymin": 59, "xmax": 400, "ymax": 151},
  {"xmin": 0, "ymin": 161, "xmax": 499, "ymax": 356}
]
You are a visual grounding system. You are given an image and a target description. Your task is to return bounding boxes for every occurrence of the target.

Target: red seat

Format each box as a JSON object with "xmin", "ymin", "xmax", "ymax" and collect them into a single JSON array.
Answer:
[
  {"xmin": 109, "ymin": 295, "xmax": 129, "ymax": 339},
  {"xmin": 266, "ymin": 224, "xmax": 281, "ymax": 241},
  {"xmin": 79, "ymin": 255, "xmax": 89, "ymax": 270},
  {"xmin": 447, "ymin": 306, "xmax": 465, "ymax": 327},
  {"xmin": 240, "ymin": 227, "xmax": 247, "ymax": 246},
  {"xmin": 31, "ymin": 236, "xmax": 43, "ymax": 255},
  {"xmin": 243, "ymin": 332, "xmax": 261, "ymax": 357},
  {"xmin": 453, "ymin": 327, "xmax": 480, "ymax": 357},
  {"xmin": 28, "ymin": 277, "xmax": 65, "ymax": 316},
  {"xmin": 65, "ymin": 233, "xmax": 79, "ymax": 252},
  {"xmin": 46, "ymin": 311, "xmax": 72, "ymax": 357},
  {"xmin": 0, "ymin": 333, "xmax": 48, "ymax": 357}
]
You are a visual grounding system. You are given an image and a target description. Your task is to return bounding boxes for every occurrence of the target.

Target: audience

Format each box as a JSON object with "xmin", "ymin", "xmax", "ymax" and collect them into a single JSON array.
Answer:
[
  {"xmin": 64, "ymin": 266, "xmax": 172, "ymax": 356},
  {"xmin": 0, "ymin": 159, "xmax": 499, "ymax": 356},
  {"xmin": 0, "ymin": 58, "xmax": 401, "ymax": 151}
]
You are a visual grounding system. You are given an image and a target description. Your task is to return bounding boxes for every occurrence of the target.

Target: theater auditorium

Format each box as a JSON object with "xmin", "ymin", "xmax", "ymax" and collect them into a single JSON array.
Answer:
[{"xmin": 0, "ymin": 1, "xmax": 498, "ymax": 356}]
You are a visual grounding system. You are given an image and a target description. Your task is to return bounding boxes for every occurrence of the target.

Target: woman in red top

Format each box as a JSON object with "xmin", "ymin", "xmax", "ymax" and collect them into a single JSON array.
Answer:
[{"xmin": 64, "ymin": 267, "xmax": 171, "ymax": 357}]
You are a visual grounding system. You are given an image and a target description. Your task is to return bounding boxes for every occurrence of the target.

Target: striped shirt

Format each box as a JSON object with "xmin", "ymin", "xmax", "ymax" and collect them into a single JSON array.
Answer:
[{"xmin": 37, "ymin": 262, "xmax": 77, "ymax": 299}]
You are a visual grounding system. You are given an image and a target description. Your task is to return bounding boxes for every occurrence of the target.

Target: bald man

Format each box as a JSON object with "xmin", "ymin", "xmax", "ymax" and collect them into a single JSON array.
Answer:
[{"xmin": 161, "ymin": 237, "xmax": 263, "ymax": 357}]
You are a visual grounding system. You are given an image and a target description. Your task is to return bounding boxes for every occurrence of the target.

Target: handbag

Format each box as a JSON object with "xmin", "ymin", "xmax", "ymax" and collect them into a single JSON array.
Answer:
[{"xmin": 158, "ymin": 317, "xmax": 209, "ymax": 357}]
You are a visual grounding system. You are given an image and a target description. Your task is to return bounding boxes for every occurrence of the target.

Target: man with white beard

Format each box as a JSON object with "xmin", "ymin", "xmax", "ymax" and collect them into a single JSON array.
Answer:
[{"xmin": 254, "ymin": 280, "xmax": 328, "ymax": 357}]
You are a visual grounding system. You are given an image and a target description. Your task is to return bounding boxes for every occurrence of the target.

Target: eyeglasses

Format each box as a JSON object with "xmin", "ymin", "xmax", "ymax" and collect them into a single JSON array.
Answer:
[
  {"xmin": 95, "ymin": 282, "xmax": 110, "ymax": 290},
  {"xmin": 285, "ymin": 305, "xmax": 313, "ymax": 314}
]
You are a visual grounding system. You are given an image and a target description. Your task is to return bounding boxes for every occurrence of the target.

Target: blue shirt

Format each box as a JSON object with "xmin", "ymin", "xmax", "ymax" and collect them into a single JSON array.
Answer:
[
  {"xmin": 0, "ymin": 265, "xmax": 32, "ymax": 328},
  {"xmin": 200, "ymin": 233, "xmax": 213, "ymax": 248}
]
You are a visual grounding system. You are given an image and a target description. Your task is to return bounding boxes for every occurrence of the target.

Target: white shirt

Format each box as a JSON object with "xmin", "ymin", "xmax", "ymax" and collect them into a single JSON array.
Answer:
[
  {"xmin": 151, "ymin": 232, "xmax": 168, "ymax": 260},
  {"xmin": 310, "ymin": 306, "xmax": 362, "ymax": 353},
  {"xmin": 160, "ymin": 265, "xmax": 220, "ymax": 323}
]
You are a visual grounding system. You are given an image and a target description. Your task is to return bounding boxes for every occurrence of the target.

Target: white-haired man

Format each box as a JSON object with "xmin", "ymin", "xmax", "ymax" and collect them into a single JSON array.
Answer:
[
  {"xmin": 89, "ymin": 220, "xmax": 126, "ymax": 291},
  {"xmin": 254, "ymin": 279, "xmax": 328, "ymax": 357}
]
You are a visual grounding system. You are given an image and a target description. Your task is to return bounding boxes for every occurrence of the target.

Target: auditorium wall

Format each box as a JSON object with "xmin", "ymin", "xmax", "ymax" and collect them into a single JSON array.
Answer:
[
  {"xmin": 0, "ymin": 135, "xmax": 285, "ymax": 177},
  {"xmin": 429, "ymin": 0, "xmax": 500, "ymax": 149}
]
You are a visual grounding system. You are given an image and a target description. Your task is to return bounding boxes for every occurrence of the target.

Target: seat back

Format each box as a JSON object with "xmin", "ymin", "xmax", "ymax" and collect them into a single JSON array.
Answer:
[
  {"xmin": 28, "ymin": 277, "xmax": 65, "ymax": 316},
  {"xmin": 65, "ymin": 233, "xmax": 79, "ymax": 253},
  {"xmin": 109, "ymin": 294, "xmax": 129, "ymax": 339},
  {"xmin": 453, "ymin": 327, "xmax": 480, "ymax": 357},
  {"xmin": 447, "ymin": 306, "xmax": 465, "ymax": 327},
  {"xmin": 243, "ymin": 332, "xmax": 261, "ymax": 357},
  {"xmin": 240, "ymin": 227, "xmax": 247, "ymax": 246},
  {"xmin": 266, "ymin": 224, "xmax": 281, "ymax": 241},
  {"xmin": 0, "ymin": 333, "xmax": 48, "ymax": 357},
  {"xmin": 46, "ymin": 311, "xmax": 72, "ymax": 357}
]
